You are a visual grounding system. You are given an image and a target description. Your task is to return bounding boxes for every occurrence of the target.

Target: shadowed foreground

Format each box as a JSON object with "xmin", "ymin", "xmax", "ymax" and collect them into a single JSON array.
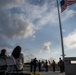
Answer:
[
  {"xmin": 20, "ymin": 71, "xmax": 65, "ymax": 75},
  {"xmin": 40, "ymin": 71, "xmax": 65, "ymax": 75},
  {"xmin": 23, "ymin": 65, "xmax": 65, "ymax": 75}
]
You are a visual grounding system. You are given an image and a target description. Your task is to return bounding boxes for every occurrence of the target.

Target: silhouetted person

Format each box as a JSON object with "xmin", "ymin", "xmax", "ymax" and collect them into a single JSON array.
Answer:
[
  {"xmin": 0, "ymin": 49, "xmax": 7, "ymax": 75},
  {"xmin": 41, "ymin": 61, "xmax": 45, "ymax": 71},
  {"xmin": 0, "ymin": 49, "xmax": 7, "ymax": 59},
  {"xmin": 12, "ymin": 46, "xmax": 24, "ymax": 71},
  {"xmin": 30, "ymin": 59, "xmax": 34, "ymax": 72},
  {"xmin": 58, "ymin": 58, "xmax": 64, "ymax": 73},
  {"xmin": 33, "ymin": 58, "xmax": 38, "ymax": 74},
  {"xmin": 45, "ymin": 60, "xmax": 48, "ymax": 72},
  {"xmin": 38, "ymin": 60, "xmax": 41, "ymax": 72},
  {"xmin": 51, "ymin": 60, "xmax": 56, "ymax": 72}
]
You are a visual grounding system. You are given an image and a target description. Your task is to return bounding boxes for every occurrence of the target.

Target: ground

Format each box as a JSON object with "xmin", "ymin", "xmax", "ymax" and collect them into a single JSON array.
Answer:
[
  {"xmin": 25, "ymin": 71, "xmax": 65, "ymax": 75},
  {"xmin": 40, "ymin": 71, "xmax": 65, "ymax": 75}
]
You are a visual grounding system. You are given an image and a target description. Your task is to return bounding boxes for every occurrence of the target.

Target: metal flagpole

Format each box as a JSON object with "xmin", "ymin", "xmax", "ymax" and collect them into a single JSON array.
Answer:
[{"xmin": 56, "ymin": 0, "xmax": 65, "ymax": 60}]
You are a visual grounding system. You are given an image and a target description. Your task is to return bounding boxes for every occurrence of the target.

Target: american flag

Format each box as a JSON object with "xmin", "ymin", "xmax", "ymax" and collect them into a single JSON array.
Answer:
[
  {"xmin": 65, "ymin": 0, "xmax": 76, "ymax": 6},
  {"xmin": 60, "ymin": 0, "xmax": 76, "ymax": 12},
  {"xmin": 60, "ymin": 0, "xmax": 67, "ymax": 12}
]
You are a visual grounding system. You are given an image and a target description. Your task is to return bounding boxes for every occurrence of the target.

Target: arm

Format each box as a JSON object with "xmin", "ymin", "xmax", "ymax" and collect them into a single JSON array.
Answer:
[{"xmin": 22, "ymin": 54, "xmax": 24, "ymax": 65}]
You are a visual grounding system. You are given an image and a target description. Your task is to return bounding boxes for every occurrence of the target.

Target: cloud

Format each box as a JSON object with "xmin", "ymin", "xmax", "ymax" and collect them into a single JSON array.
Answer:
[
  {"xmin": 38, "ymin": 50, "xmax": 42, "ymax": 54},
  {"xmin": 0, "ymin": 0, "xmax": 75, "ymax": 50},
  {"xmin": 0, "ymin": 0, "xmax": 36, "ymax": 40},
  {"xmin": 26, "ymin": 0, "xmax": 45, "ymax": 6},
  {"xmin": 49, "ymin": 57, "xmax": 56, "ymax": 62},
  {"xmin": 43, "ymin": 42, "xmax": 51, "ymax": 52},
  {"xmin": 0, "ymin": 0, "xmax": 57, "ymax": 48},
  {"xmin": 64, "ymin": 29, "xmax": 76, "ymax": 49},
  {"xmin": 0, "ymin": 1, "xmax": 36, "ymax": 48},
  {"xmin": 61, "ymin": 9, "xmax": 76, "ymax": 22},
  {"xmin": 53, "ymin": 52, "xmax": 60, "ymax": 55},
  {"xmin": 24, "ymin": 54, "xmax": 35, "ymax": 62},
  {"xmin": 0, "ymin": 35, "xmax": 11, "ymax": 48},
  {"xmin": 22, "ymin": 0, "xmax": 58, "ymax": 29},
  {"xmin": 0, "ymin": 0, "xmax": 25, "ymax": 9},
  {"xmin": 36, "ymin": 8, "xmax": 58, "ymax": 28},
  {"xmin": 0, "ymin": 11, "xmax": 35, "ymax": 39}
]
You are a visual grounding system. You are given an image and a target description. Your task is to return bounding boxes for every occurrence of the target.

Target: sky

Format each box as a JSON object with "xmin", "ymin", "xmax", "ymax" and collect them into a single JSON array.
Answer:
[{"xmin": 0, "ymin": 0, "xmax": 76, "ymax": 62}]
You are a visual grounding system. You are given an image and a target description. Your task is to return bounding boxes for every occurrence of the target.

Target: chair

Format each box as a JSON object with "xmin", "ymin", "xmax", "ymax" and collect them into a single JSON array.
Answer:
[{"xmin": 0, "ymin": 58, "xmax": 7, "ymax": 75}]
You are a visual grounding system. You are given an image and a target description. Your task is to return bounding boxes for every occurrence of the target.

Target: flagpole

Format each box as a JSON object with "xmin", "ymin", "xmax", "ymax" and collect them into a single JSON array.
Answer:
[{"xmin": 56, "ymin": 0, "xmax": 65, "ymax": 60}]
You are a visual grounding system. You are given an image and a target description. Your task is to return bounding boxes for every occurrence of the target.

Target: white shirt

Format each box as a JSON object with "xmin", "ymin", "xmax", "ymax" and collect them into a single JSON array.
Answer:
[{"xmin": 15, "ymin": 53, "xmax": 24, "ymax": 70}]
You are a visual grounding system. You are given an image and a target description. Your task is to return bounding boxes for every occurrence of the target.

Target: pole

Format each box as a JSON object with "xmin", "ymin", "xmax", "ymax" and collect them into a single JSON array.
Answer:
[{"xmin": 56, "ymin": 0, "xmax": 65, "ymax": 60}]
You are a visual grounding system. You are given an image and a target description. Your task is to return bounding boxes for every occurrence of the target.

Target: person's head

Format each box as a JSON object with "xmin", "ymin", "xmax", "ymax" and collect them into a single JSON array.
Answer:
[
  {"xmin": 53, "ymin": 60, "xmax": 54, "ymax": 62},
  {"xmin": 14, "ymin": 46, "xmax": 21, "ymax": 53},
  {"xmin": 1, "ymin": 49, "xmax": 6, "ymax": 55},
  {"xmin": 59, "ymin": 57, "xmax": 61, "ymax": 60},
  {"xmin": 34, "ymin": 58, "xmax": 37, "ymax": 60},
  {"xmin": 12, "ymin": 46, "xmax": 21, "ymax": 59},
  {"xmin": 46, "ymin": 60, "xmax": 47, "ymax": 62}
]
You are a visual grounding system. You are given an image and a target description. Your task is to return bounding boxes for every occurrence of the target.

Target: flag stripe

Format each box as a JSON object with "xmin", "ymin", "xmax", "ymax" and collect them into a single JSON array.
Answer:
[
  {"xmin": 60, "ymin": 0, "xmax": 76, "ymax": 13},
  {"xmin": 61, "ymin": 4, "xmax": 67, "ymax": 12},
  {"xmin": 65, "ymin": 0, "xmax": 76, "ymax": 5},
  {"xmin": 60, "ymin": 0, "xmax": 67, "ymax": 12}
]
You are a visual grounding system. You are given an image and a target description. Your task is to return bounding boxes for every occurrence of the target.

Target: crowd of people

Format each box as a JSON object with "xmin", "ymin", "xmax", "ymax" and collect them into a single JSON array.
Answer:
[
  {"xmin": 30, "ymin": 57, "xmax": 65, "ymax": 74},
  {"xmin": 30, "ymin": 58, "xmax": 49, "ymax": 74},
  {"xmin": 0, "ymin": 46, "xmax": 65, "ymax": 74}
]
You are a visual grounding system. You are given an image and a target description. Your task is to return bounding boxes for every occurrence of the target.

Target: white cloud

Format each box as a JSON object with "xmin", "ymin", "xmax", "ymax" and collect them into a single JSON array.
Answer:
[
  {"xmin": 0, "ymin": 0, "xmax": 57, "ymax": 48},
  {"xmin": 0, "ymin": 0, "xmax": 75, "ymax": 50},
  {"xmin": 0, "ymin": 8, "xmax": 36, "ymax": 48},
  {"xmin": 64, "ymin": 29, "xmax": 76, "ymax": 49},
  {"xmin": 0, "ymin": 0, "xmax": 36, "ymax": 40},
  {"xmin": 53, "ymin": 52, "xmax": 60, "ymax": 55},
  {"xmin": 24, "ymin": 54, "xmax": 35, "ymax": 63},
  {"xmin": 38, "ymin": 50, "xmax": 42, "ymax": 54},
  {"xmin": 49, "ymin": 57, "xmax": 56, "ymax": 62},
  {"xmin": 22, "ymin": 0, "xmax": 58, "ymax": 30},
  {"xmin": 61, "ymin": 9, "xmax": 76, "ymax": 22},
  {"xmin": 37, "ymin": 8, "xmax": 58, "ymax": 27},
  {"xmin": 43, "ymin": 42, "xmax": 51, "ymax": 52},
  {"xmin": 0, "ymin": 12, "xmax": 36, "ymax": 39}
]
